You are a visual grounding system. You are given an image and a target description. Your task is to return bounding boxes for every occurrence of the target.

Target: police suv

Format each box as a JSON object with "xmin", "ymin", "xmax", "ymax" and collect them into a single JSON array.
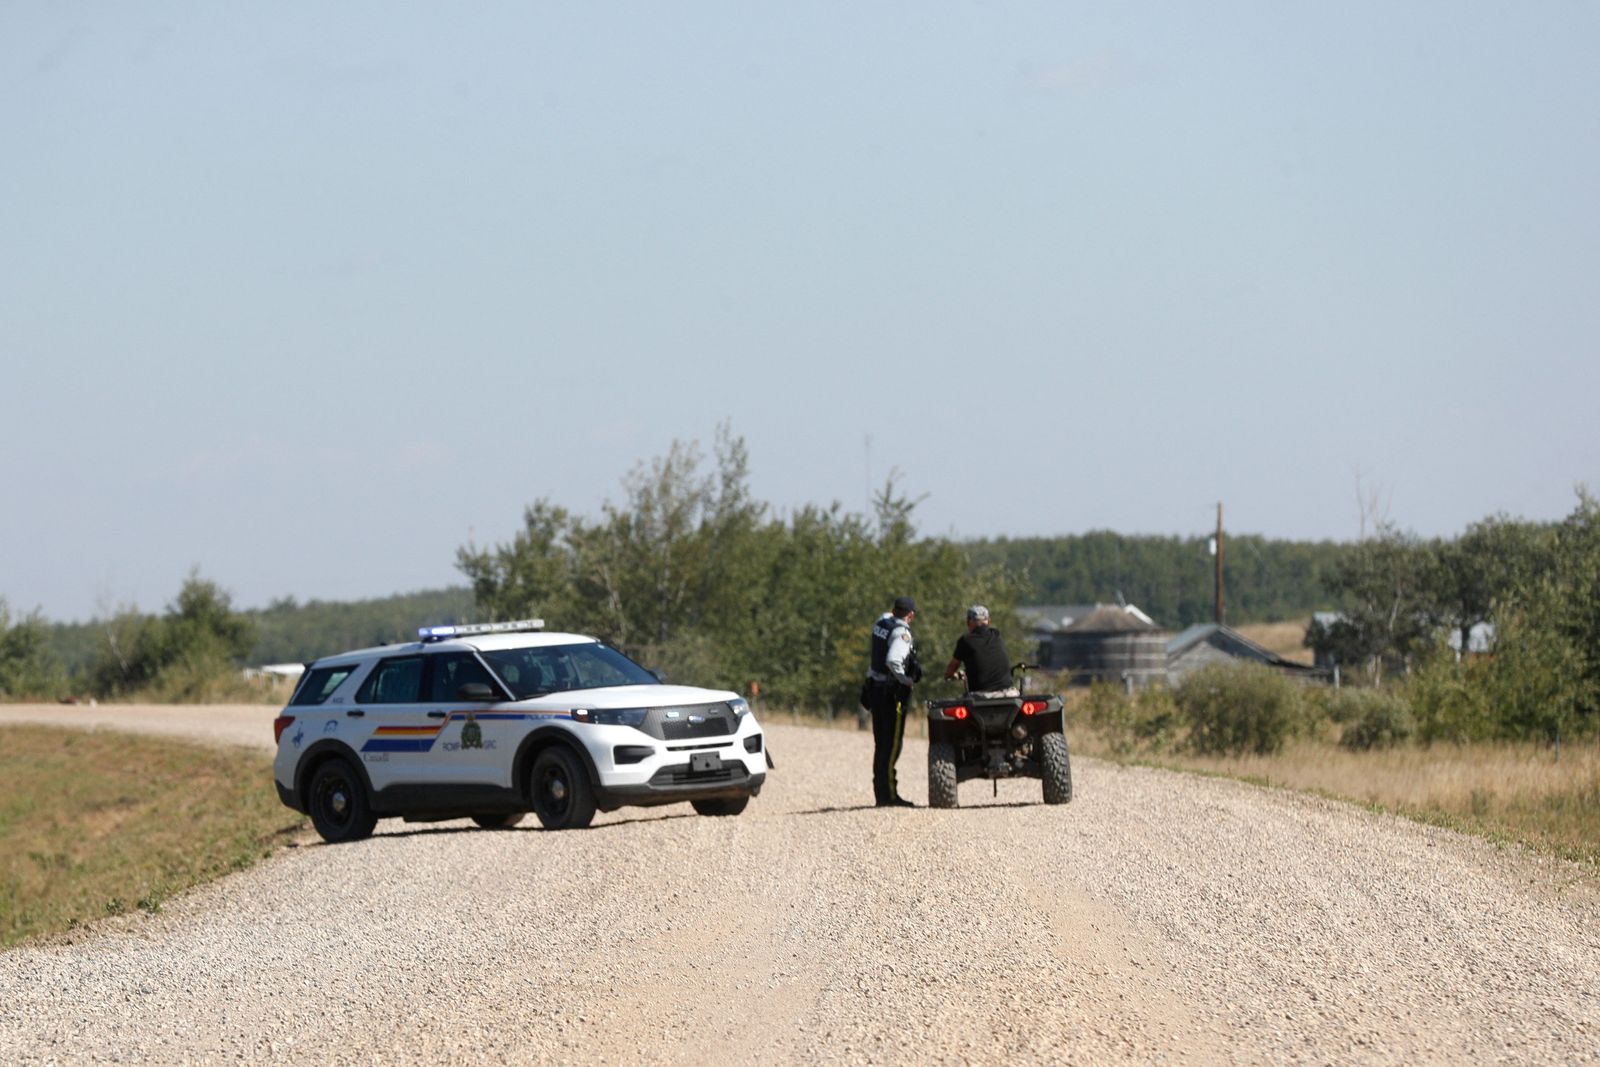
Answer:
[{"xmin": 272, "ymin": 620, "xmax": 767, "ymax": 842}]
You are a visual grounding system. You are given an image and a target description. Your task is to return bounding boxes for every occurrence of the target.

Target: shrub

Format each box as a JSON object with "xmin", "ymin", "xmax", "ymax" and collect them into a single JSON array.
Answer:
[
  {"xmin": 1075, "ymin": 680, "xmax": 1182, "ymax": 755},
  {"xmin": 1082, "ymin": 680, "xmax": 1137, "ymax": 755},
  {"xmin": 1175, "ymin": 662, "xmax": 1305, "ymax": 756},
  {"xmin": 1312, "ymin": 686, "xmax": 1366, "ymax": 725},
  {"xmin": 1131, "ymin": 684, "xmax": 1181, "ymax": 750},
  {"xmin": 1404, "ymin": 654, "xmax": 1496, "ymax": 743},
  {"xmin": 1336, "ymin": 690, "xmax": 1417, "ymax": 749}
]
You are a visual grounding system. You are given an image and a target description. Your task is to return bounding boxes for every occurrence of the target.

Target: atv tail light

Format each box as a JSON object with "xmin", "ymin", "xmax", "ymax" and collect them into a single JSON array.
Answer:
[
  {"xmin": 949, "ymin": 706, "xmax": 969, "ymax": 720},
  {"xmin": 1021, "ymin": 701, "xmax": 1048, "ymax": 716},
  {"xmin": 273, "ymin": 715, "xmax": 295, "ymax": 743}
]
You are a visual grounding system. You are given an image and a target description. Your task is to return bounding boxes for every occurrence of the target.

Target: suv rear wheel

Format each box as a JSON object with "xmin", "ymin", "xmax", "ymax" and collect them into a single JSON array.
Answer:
[
  {"xmin": 529, "ymin": 747, "xmax": 596, "ymax": 830},
  {"xmin": 308, "ymin": 758, "xmax": 378, "ymax": 843}
]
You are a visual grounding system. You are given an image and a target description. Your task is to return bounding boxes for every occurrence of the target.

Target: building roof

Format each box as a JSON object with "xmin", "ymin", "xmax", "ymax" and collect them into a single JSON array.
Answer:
[
  {"xmin": 1168, "ymin": 623, "xmax": 1325, "ymax": 674},
  {"xmin": 1063, "ymin": 605, "xmax": 1158, "ymax": 634},
  {"xmin": 1019, "ymin": 603, "xmax": 1156, "ymax": 634}
]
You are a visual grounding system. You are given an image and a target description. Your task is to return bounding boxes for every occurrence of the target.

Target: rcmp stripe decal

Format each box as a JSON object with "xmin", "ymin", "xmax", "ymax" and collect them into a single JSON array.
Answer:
[{"xmin": 359, "ymin": 710, "xmax": 570, "ymax": 753}]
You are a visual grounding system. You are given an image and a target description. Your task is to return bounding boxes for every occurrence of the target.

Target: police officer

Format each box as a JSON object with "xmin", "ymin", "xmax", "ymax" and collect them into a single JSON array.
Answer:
[
  {"xmin": 865, "ymin": 595, "xmax": 919, "ymax": 807},
  {"xmin": 944, "ymin": 604, "xmax": 1018, "ymax": 697}
]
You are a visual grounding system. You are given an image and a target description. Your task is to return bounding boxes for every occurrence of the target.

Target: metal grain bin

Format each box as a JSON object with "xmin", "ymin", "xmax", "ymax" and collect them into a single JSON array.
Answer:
[{"xmin": 1052, "ymin": 606, "xmax": 1169, "ymax": 688}]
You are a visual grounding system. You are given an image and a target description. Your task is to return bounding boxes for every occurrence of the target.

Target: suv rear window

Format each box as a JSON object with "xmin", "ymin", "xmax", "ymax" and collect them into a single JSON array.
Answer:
[{"xmin": 292, "ymin": 665, "xmax": 355, "ymax": 706}]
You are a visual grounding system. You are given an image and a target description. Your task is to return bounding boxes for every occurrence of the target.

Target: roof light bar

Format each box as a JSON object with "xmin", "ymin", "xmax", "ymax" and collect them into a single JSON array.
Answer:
[{"xmin": 418, "ymin": 619, "xmax": 546, "ymax": 641}]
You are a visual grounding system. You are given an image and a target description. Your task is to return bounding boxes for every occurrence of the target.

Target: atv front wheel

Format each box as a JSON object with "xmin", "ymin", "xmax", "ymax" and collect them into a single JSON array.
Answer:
[
  {"xmin": 1041, "ymin": 731, "xmax": 1073, "ymax": 805},
  {"xmin": 928, "ymin": 741, "xmax": 958, "ymax": 809}
]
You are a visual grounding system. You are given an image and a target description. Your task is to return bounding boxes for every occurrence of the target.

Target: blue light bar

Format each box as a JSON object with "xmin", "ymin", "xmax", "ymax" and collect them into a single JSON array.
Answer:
[{"xmin": 418, "ymin": 619, "xmax": 546, "ymax": 641}]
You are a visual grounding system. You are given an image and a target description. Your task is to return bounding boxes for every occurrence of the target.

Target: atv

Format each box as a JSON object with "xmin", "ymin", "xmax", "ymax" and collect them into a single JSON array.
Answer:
[{"xmin": 925, "ymin": 662, "xmax": 1073, "ymax": 808}]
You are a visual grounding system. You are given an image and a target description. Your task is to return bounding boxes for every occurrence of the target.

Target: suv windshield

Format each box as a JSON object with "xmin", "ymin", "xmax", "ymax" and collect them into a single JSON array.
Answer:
[{"xmin": 479, "ymin": 642, "xmax": 658, "ymax": 699}]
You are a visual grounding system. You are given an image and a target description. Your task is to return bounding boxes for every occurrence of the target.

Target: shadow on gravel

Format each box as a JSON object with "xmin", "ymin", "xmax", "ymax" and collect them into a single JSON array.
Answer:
[
  {"xmin": 328, "ymin": 812, "xmax": 698, "ymax": 844},
  {"xmin": 787, "ymin": 800, "xmax": 1045, "ymax": 817},
  {"xmin": 786, "ymin": 803, "xmax": 883, "ymax": 817}
]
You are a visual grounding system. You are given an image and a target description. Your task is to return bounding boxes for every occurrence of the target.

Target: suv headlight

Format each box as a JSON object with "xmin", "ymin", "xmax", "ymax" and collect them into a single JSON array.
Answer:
[
  {"xmin": 571, "ymin": 707, "xmax": 649, "ymax": 727},
  {"xmin": 728, "ymin": 698, "xmax": 750, "ymax": 718}
]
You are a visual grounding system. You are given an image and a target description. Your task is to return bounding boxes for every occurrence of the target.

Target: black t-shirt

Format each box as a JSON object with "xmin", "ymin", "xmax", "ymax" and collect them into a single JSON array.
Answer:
[{"xmin": 952, "ymin": 626, "xmax": 1011, "ymax": 693}]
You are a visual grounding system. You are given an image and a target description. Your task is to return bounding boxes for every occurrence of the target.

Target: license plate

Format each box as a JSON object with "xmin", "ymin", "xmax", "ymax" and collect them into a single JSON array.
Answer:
[{"xmin": 689, "ymin": 752, "xmax": 722, "ymax": 774}]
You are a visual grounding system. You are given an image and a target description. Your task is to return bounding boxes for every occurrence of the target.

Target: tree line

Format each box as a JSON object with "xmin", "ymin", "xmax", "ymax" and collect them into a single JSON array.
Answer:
[
  {"xmin": 3, "ymin": 426, "xmax": 1594, "ymax": 741},
  {"xmin": 965, "ymin": 531, "xmax": 1348, "ymax": 627},
  {"xmin": 455, "ymin": 428, "xmax": 1021, "ymax": 713},
  {"xmin": 1309, "ymin": 493, "xmax": 1599, "ymax": 742}
]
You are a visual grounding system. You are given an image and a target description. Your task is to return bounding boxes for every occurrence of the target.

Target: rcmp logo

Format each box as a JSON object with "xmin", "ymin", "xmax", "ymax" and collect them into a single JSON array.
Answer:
[{"xmin": 459, "ymin": 713, "xmax": 484, "ymax": 750}]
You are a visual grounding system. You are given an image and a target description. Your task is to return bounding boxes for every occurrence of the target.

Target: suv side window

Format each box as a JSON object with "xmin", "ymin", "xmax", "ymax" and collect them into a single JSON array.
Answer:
[
  {"xmin": 427, "ymin": 652, "xmax": 500, "ymax": 702},
  {"xmin": 292, "ymin": 665, "xmax": 356, "ymax": 706},
  {"xmin": 355, "ymin": 656, "xmax": 424, "ymax": 704}
]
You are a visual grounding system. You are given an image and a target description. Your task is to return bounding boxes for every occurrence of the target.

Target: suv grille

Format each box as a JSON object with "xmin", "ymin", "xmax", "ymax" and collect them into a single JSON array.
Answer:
[
  {"xmin": 648, "ymin": 762, "xmax": 750, "ymax": 787},
  {"xmin": 639, "ymin": 703, "xmax": 737, "ymax": 741}
]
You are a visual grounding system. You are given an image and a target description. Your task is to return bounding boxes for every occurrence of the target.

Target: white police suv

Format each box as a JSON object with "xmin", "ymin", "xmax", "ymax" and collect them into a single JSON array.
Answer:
[{"xmin": 272, "ymin": 620, "xmax": 768, "ymax": 842}]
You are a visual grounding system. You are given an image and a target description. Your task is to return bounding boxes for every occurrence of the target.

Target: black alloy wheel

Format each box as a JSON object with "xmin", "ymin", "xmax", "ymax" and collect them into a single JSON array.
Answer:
[
  {"xmin": 308, "ymin": 758, "xmax": 378, "ymax": 843},
  {"xmin": 529, "ymin": 747, "xmax": 597, "ymax": 830}
]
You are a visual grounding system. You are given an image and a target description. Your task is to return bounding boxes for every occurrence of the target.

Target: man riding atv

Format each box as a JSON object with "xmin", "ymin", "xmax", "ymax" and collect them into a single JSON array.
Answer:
[
  {"xmin": 943, "ymin": 604, "xmax": 1018, "ymax": 697},
  {"xmin": 927, "ymin": 605, "xmax": 1072, "ymax": 808}
]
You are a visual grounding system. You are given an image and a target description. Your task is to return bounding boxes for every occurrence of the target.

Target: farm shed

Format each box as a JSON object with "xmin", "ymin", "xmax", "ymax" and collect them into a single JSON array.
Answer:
[{"xmin": 1167, "ymin": 623, "xmax": 1329, "ymax": 683}]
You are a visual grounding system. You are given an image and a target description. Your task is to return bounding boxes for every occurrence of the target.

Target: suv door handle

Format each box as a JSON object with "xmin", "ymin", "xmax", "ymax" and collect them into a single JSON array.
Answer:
[
  {"xmin": 346, "ymin": 709, "xmax": 365, "ymax": 718},
  {"xmin": 427, "ymin": 710, "xmax": 448, "ymax": 719}
]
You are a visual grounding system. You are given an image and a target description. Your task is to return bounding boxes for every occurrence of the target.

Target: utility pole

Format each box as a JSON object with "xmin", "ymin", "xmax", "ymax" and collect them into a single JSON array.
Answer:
[{"xmin": 1214, "ymin": 502, "xmax": 1225, "ymax": 625}]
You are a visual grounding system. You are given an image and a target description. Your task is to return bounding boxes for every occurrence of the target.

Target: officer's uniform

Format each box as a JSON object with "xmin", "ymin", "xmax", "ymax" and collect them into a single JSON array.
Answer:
[{"xmin": 865, "ymin": 609, "xmax": 917, "ymax": 805}]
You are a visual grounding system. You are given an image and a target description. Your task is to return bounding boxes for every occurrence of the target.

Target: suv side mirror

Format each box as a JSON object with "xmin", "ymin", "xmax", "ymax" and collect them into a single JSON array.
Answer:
[{"xmin": 456, "ymin": 682, "xmax": 496, "ymax": 701}]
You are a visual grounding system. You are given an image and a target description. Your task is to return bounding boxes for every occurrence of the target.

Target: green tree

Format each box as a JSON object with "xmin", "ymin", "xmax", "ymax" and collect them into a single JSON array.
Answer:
[
  {"xmin": 457, "ymin": 430, "xmax": 1026, "ymax": 713},
  {"xmin": 88, "ymin": 573, "xmax": 257, "ymax": 700},
  {"xmin": 0, "ymin": 599, "xmax": 66, "ymax": 700},
  {"xmin": 1486, "ymin": 491, "xmax": 1600, "ymax": 741},
  {"xmin": 1312, "ymin": 522, "xmax": 1436, "ymax": 684},
  {"xmin": 1428, "ymin": 516, "xmax": 1550, "ymax": 656}
]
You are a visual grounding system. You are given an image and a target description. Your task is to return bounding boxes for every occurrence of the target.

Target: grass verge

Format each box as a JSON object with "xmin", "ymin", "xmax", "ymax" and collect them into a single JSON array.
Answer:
[
  {"xmin": 0, "ymin": 725, "xmax": 303, "ymax": 948},
  {"xmin": 1070, "ymin": 728, "xmax": 1599, "ymax": 868}
]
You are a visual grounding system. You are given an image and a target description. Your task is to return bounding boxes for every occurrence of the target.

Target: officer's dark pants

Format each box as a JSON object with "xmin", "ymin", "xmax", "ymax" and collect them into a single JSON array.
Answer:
[{"xmin": 870, "ymin": 681, "xmax": 909, "ymax": 804}]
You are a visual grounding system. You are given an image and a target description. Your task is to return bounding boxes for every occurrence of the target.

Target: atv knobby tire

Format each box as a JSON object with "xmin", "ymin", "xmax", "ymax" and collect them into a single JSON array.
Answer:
[
  {"xmin": 1041, "ymin": 731, "xmax": 1073, "ymax": 805},
  {"xmin": 928, "ymin": 741, "xmax": 959, "ymax": 809}
]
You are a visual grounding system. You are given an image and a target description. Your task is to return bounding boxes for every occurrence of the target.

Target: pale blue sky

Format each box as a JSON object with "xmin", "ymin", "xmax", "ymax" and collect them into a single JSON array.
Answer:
[{"xmin": 3, "ymin": 2, "xmax": 1597, "ymax": 621}]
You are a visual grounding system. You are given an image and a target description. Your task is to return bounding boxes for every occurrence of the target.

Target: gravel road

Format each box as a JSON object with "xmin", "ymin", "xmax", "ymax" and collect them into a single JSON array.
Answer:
[{"xmin": 1, "ymin": 705, "xmax": 1596, "ymax": 1065}]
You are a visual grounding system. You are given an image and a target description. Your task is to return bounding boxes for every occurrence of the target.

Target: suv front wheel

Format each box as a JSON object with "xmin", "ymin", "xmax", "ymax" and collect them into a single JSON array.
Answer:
[{"xmin": 529, "ymin": 747, "xmax": 597, "ymax": 830}]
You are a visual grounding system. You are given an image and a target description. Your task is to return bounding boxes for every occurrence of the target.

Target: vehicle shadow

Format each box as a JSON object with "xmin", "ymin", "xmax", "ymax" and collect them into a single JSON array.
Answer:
[
  {"xmin": 785, "ymin": 803, "xmax": 883, "ymax": 817},
  {"xmin": 785, "ymin": 800, "xmax": 1044, "ymax": 817},
  {"xmin": 306, "ymin": 811, "xmax": 699, "ymax": 844}
]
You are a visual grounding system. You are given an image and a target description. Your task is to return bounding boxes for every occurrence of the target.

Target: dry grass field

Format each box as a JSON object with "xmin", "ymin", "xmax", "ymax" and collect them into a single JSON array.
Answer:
[
  {"xmin": 1069, "ymin": 727, "xmax": 1599, "ymax": 866},
  {"xmin": 0, "ymin": 725, "xmax": 302, "ymax": 946},
  {"xmin": 1233, "ymin": 620, "xmax": 1315, "ymax": 665}
]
